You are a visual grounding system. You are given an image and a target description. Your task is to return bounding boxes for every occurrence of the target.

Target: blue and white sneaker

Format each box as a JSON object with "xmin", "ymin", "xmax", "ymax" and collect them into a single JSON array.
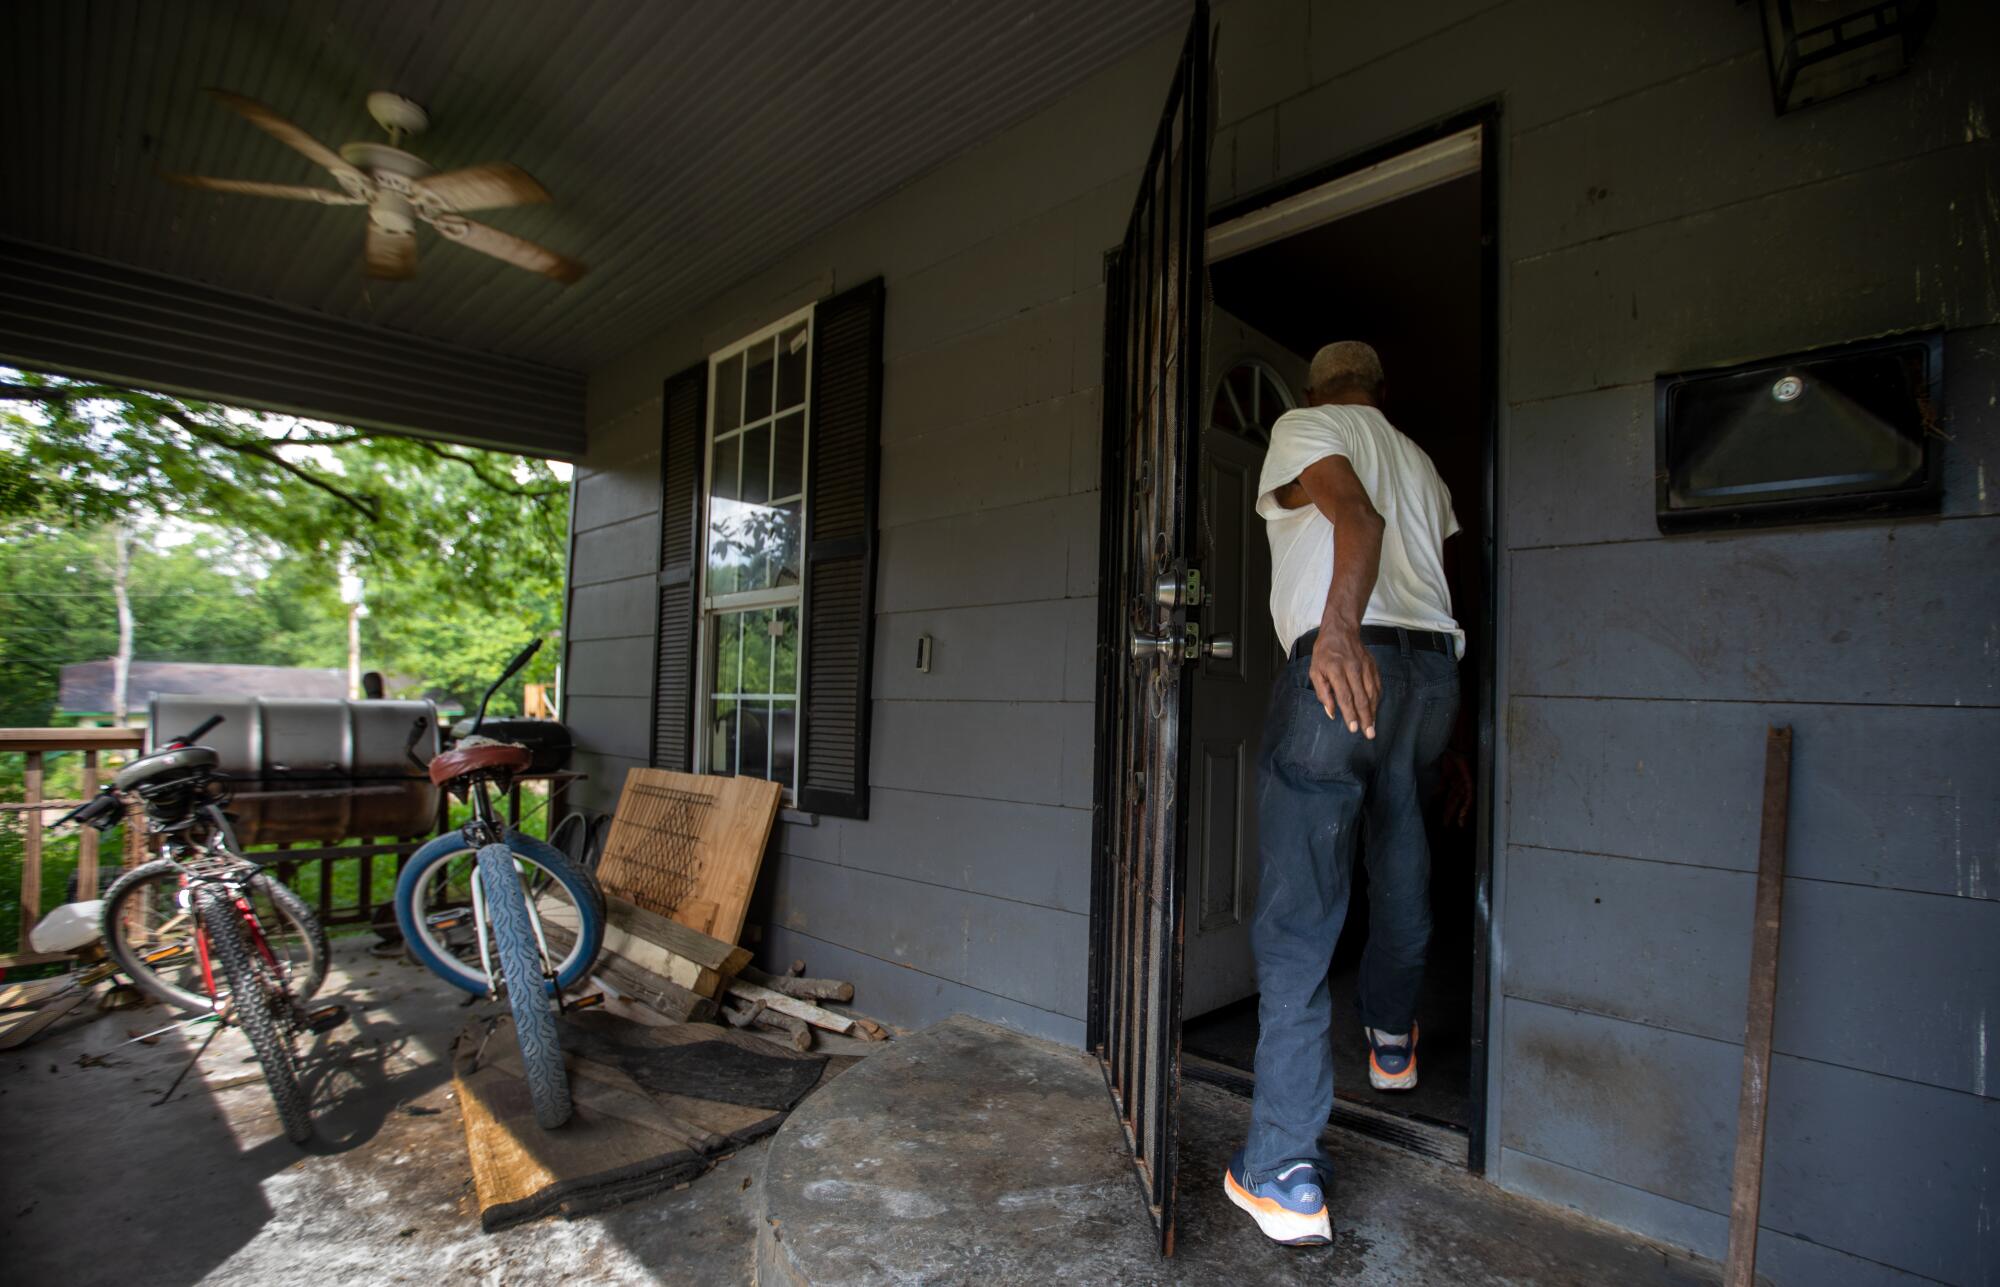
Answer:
[
  {"xmin": 1223, "ymin": 1148, "xmax": 1332, "ymax": 1245},
  {"xmin": 1366, "ymin": 1024, "xmax": 1418, "ymax": 1091}
]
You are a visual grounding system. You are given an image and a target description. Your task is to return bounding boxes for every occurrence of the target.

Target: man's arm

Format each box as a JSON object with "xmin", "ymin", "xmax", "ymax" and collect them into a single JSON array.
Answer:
[{"xmin": 1279, "ymin": 455, "xmax": 1385, "ymax": 737}]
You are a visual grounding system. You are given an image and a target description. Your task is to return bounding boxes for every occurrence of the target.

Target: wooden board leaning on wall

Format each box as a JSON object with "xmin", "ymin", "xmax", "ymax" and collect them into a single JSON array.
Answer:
[{"xmin": 592, "ymin": 769, "xmax": 782, "ymax": 946}]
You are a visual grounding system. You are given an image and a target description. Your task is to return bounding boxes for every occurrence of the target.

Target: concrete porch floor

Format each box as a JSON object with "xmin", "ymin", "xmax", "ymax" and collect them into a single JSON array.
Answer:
[
  {"xmin": 6, "ymin": 941, "xmax": 1724, "ymax": 1286},
  {"xmin": 759, "ymin": 1016, "xmax": 1726, "ymax": 1286},
  {"xmin": 0, "ymin": 937, "xmax": 771, "ymax": 1285}
]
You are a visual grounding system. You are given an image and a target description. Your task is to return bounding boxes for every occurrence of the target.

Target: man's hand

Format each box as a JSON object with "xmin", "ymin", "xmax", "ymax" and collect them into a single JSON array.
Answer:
[{"xmin": 1310, "ymin": 624, "xmax": 1380, "ymax": 738}]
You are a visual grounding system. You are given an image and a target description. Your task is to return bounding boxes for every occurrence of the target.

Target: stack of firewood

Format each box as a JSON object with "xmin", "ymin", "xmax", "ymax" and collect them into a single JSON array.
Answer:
[{"xmin": 542, "ymin": 895, "xmax": 888, "ymax": 1051}]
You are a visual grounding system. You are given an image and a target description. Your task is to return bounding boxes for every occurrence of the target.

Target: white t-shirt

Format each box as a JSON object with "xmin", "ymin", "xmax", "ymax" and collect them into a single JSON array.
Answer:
[{"xmin": 1256, "ymin": 404, "xmax": 1463, "ymax": 657}]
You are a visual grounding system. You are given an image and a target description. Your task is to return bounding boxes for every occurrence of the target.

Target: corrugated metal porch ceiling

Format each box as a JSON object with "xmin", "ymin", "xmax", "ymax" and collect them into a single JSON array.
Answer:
[{"xmin": 1, "ymin": 0, "xmax": 1187, "ymax": 373}]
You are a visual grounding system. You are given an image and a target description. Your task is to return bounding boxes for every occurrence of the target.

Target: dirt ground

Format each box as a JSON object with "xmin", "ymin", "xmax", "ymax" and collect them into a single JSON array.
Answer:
[{"xmin": 0, "ymin": 938, "xmax": 772, "ymax": 1286}]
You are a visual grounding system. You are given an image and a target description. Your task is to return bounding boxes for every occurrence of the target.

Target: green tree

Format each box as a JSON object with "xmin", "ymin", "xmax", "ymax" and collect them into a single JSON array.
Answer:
[{"xmin": 1, "ymin": 369, "xmax": 568, "ymax": 719}]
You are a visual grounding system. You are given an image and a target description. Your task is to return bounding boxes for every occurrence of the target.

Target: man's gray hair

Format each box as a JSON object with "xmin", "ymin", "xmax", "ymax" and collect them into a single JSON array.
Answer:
[{"xmin": 1306, "ymin": 341, "xmax": 1385, "ymax": 397}]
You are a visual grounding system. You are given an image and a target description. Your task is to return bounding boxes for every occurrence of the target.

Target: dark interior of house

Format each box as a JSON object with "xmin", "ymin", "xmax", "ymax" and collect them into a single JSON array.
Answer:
[{"xmin": 1186, "ymin": 172, "xmax": 1487, "ymax": 1131}]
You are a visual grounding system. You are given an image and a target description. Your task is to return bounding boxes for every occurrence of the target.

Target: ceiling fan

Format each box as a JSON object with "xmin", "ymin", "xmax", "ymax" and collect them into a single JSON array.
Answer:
[{"xmin": 163, "ymin": 89, "xmax": 586, "ymax": 285}]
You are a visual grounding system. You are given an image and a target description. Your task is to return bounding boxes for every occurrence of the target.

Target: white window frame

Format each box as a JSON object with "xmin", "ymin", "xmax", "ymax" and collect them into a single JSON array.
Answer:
[{"xmin": 693, "ymin": 303, "xmax": 815, "ymax": 795}]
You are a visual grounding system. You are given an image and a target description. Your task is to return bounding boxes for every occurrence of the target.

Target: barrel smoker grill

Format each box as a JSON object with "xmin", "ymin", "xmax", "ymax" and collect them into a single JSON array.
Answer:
[{"xmin": 148, "ymin": 694, "xmax": 443, "ymax": 847}]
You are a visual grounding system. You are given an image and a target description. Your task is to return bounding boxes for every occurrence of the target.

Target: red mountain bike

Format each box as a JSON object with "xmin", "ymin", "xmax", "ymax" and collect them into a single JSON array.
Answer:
[{"xmin": 67, "ymin": 717, "xmax": 344, "ymax": 1144}]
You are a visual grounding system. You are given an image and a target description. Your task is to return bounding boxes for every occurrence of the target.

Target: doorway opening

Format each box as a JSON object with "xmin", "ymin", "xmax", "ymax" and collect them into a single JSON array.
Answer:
[{"xmin": 1177, "ymin": 120, "xmax": 1495, "ymax": 1160}]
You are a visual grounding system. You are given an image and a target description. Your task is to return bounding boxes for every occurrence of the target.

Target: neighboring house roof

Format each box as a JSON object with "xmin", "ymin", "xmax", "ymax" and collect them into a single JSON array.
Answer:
[{"xmin": 58, "ymin": 660, "xmax": 347, "ymax": 713}]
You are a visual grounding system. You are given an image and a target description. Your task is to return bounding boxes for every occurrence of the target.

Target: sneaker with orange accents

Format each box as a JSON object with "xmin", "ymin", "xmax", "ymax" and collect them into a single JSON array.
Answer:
[
  {"xmin": 1223, "ymin": 1149, "xmax": 1332, "ymax": 1245},
  {"xmin": 1365, "ymin": 1024, "xmax": 1418, "ymax": 1091}
]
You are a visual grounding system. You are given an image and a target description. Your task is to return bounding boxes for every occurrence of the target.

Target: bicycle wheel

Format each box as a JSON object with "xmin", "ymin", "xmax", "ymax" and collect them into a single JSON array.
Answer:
[
  {"xmin": 395, "ymin": 829, "xmax": 603, "ymax": 996},
  {"xmin": 196, "ymin": 885, "xmax": 314, "ymax": 1144},
  {"xmin": 547, "ymin": 813, "xmax": 587, "ymax": 866},
  {"xmin": 102, "ymin": 860, "xmax": 328, "ymax": 1015},
  {"xmin": 476, "ymin": 842, "xmax": 571, "ymax": 1129}
]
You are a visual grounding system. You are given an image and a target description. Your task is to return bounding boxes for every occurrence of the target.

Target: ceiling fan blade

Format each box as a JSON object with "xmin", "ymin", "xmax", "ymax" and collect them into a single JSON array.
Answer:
[
  {"xmin": 413, "ymin": 163, "xmax": 551, "ymax": 213},
  {"xmin": 424, "ymin": 213, "xmax": 585, "ymax": 284},
  {"xmin": 161, "ymin": 172, "xmax": 365, "ymax": 205},
  {"xmin": 205, "ymin": 88, "xmax": 365, "ymax": 183},
  {"xmin": 365, "ymin": 222, "xmax": 419, "ymax": 281}
]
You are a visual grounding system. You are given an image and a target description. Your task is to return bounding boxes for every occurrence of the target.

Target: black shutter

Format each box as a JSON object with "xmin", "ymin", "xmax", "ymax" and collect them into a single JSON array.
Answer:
[
  {"xmin": 652, "ymin": 361, "xmax": 707, "ymax": 770},
  {"xmin": 798, "ymin": 278, "xmax": 885, "ymax": 818}
]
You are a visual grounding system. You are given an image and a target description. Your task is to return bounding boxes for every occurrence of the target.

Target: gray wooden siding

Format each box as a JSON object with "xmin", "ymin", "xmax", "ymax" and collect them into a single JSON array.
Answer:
[
  {"xmin": 562, "ymin": 25, "xmax": 1185, "ymax": 1051},
  {"xmin": 559, "ymin": 1, "xmax": 1998, "ymax": 1276},
  {"xmin": 1450, "ymin": 0, "xmax": 1999, "ymax": 1276}
]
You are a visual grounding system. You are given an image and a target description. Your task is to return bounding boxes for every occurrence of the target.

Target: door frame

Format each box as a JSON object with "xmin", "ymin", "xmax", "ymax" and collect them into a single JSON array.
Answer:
[{"xmin": 1089, "ymin": 99, "xmax": 1505, "ymax": 1175}]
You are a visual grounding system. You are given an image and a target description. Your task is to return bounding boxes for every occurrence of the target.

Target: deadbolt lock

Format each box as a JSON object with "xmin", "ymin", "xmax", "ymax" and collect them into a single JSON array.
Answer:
[{"xmin": 1153, "ymin": 567, "xmax": 1203, "ymax": 609}]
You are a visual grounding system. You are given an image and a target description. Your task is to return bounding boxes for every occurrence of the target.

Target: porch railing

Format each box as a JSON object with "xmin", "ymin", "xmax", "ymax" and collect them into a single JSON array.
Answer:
[
  {"xmin": 0, "ymin": 727, "xmax": 148, "ymax": 968},
  {"xmin": 1, "ymin": 726, "xmax": 577, "ymax": 971}
]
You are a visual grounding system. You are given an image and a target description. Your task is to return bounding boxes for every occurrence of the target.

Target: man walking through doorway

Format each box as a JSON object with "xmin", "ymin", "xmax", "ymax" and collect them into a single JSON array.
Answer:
[{"xmin": 1224, "ymin": 341, "xmax": 1463, "ymax": 1246}]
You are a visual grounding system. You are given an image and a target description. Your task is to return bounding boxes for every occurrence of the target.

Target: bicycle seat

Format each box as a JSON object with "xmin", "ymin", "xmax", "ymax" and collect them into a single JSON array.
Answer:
[
  {"xmin": 427, "ymin": 737, "xmax": 533, "ymax": 787},
  {"xmin": 115, "ymin": 745, "xmax": 219, "ymax": 793}
]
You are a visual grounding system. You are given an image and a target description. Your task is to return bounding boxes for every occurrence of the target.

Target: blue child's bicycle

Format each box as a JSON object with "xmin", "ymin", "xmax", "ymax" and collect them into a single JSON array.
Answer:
[{"xmin": 394, "ymin": 638, "xmax": 604, "ymax": 1128}]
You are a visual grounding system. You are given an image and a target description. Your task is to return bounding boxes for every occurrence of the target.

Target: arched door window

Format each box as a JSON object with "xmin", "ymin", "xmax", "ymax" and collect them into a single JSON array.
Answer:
[{"xmin": 1210, "ymin": 358, "xmax": 1294, "ymax": 444}]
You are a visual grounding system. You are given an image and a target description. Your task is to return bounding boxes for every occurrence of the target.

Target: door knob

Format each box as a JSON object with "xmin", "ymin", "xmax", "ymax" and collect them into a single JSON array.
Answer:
[
  {"xmin": 1130, "ymin": 631, "xmax": 1178, "ymax": 661},
  {"xmin": 1203, "ymin": 634, "xmax": 1235, "ymax": 660}
]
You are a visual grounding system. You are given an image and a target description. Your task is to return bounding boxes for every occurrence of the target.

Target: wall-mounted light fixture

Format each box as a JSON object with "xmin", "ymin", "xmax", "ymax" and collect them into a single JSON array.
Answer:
[
  {"xmin": 1759, "ymin": 0, "xmax": 1934, "ymax": 114},
  {"xmin": 1653, "ymin": 331, "xmax": 1943, "ymax": 533}
]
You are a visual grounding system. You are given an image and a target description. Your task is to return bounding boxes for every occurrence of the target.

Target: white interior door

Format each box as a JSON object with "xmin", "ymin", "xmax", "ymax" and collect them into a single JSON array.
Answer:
[{"xmin": 1182, "ymin": 376, "xmax": 1283, "ymax": 1018}]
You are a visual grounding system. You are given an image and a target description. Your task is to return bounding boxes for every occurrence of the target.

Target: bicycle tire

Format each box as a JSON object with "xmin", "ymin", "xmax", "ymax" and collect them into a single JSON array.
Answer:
[
  {"xmin": 395, "ymin": 829, "xmax": 604, "ymax": 996},
  {"xmin": 102, "ymin": 860, "xmax": 328, "ymax": 1015},
  {"xmin": 547, "ymin": 813, "xmax": 587, "ymax": 867},
  {"xmin": 197, "ymin": 885, "xmax": 314, "ymax": 1144},
  {"xmin": 476, "ymin": 842, "xmax": 572, "ymax": 1129}
]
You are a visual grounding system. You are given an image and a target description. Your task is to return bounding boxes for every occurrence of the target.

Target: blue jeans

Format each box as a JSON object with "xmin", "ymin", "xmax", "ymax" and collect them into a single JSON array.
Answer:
[{"xmin": 1240, "ymin": 635, "xmax": 1459, "ymax": 1182}]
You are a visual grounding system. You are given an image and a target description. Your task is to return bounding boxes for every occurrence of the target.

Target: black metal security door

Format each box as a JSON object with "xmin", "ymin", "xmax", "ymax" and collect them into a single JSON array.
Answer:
[{"xmin": 1087, "ymin": 1, "xmax": 1213, "ymax": 1256}]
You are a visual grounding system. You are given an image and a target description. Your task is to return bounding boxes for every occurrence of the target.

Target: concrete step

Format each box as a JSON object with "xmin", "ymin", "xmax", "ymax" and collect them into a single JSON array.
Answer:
[{"xmin": 755, "ymin": 1015, "xmax": 1724, "ymax": 1286}]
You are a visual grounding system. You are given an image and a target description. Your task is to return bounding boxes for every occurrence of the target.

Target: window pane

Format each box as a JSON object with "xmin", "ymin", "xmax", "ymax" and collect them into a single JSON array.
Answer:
[
  {"xmin": 706, "ymin": 517, "xmax": 740, "ymax": 596},
  {"xmin": 1230, "ymin": 364, "xmax": 1256, "ymax": 422},
  {"xmin": 746, "ymin": 339, "xmax": 776, "ymax": 423},
  {"xmin": 771, "ymin": 701, "xmax": 796, "ymax": 789},
  {"xmin": 773, "ymin": 606, "xmax": 798, "ymax": 691},
  {"xmin": 711, "ymin": 611, "xmax": 743, "ymax": 695},
  {"xmin": 743, "ymin": 423, "xmax": 772, "ymax": 506},
  {"xmin": 739, "ymin": 608, "xmax": 773, "ymax": 696},
  {"xmin": 772, "ymin": 500, "xmax": 802, "ymax": 587},
  {"xmin": 740, "ymin": 699, "xmax": 771, "ymax": 783},
  {"xmin": 710, "ymin": 433, "xmax": 741, "ymax": 502},
  {"xmin": 715, "ymin": 354, "xmax": 743, "ymax": 432},
  {"xmin": 708, "ymin": 698, "xmax": 739, "ymax": 774},
  {"xmin": 713, "ymin": 499, "xmax": 801, "ymax": 595},
  {"xmin": 706, "ymin": 436, "xmax": 744, "ymax": 595},
  {"xmin": 777, "ymin": 324, "xmax": 808, "ymax": 410},
  {"xmin": 773, "ymin": 411, "xmax": 804, "ymax": 501},
  {"xmin": 704, "ymin": 605, "xmax": 798, "ymax": 788}
]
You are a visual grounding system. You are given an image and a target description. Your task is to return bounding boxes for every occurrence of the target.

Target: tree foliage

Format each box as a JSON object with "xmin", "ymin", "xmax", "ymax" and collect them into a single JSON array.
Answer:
[{"xmin": 0, "ymin": 370, "xmax": 568, "ymax": 723}]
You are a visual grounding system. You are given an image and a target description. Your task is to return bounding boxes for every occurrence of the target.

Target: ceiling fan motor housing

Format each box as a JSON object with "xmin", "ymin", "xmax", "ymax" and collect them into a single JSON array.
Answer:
[{"xmin": 340, "ymin": 141, "xmax": 433, "ymax": 235}]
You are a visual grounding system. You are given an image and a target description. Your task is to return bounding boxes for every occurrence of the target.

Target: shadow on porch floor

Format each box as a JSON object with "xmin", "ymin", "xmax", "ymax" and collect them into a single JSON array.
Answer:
[
  {"xmin": 0, "ymin": 937, "xmax": 769, "ymax": 1285},
  {"xmin": 758, "ymin": 1016, "xmax": 1724, "ymax": 1286}
]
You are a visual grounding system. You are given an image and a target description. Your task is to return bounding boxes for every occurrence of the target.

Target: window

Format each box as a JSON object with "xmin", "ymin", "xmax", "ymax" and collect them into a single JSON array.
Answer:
[
  {"xmin": 651, "ymin": 278, "xmax": 884, "ymax": 818},
  {"xmin": 1210, "ymin": 357, "xmax": 1294, "ymax": 444},
  {"xmin": 700, "ymin": 308, "xmax": 812, "ymax": 793}
]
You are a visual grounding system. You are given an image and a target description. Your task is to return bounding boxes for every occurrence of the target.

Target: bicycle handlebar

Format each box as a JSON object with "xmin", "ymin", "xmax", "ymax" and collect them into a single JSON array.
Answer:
[
  {"xmin": 471, "ymin": 638, "xmax": 544, "ymax": 735},
  {"xmin": 55, "ymin": 788, "xmax": 123, "ymax": 832}
]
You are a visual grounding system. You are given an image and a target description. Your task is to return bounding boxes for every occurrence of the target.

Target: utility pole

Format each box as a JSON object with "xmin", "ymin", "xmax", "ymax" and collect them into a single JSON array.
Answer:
[
  {"xmin": 339, "ymin": 563, "xmax": 366, "ymax": 700},
  {"xmin": 110, "ymin": 523, "xmax": 134, "ymax": 725}
]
